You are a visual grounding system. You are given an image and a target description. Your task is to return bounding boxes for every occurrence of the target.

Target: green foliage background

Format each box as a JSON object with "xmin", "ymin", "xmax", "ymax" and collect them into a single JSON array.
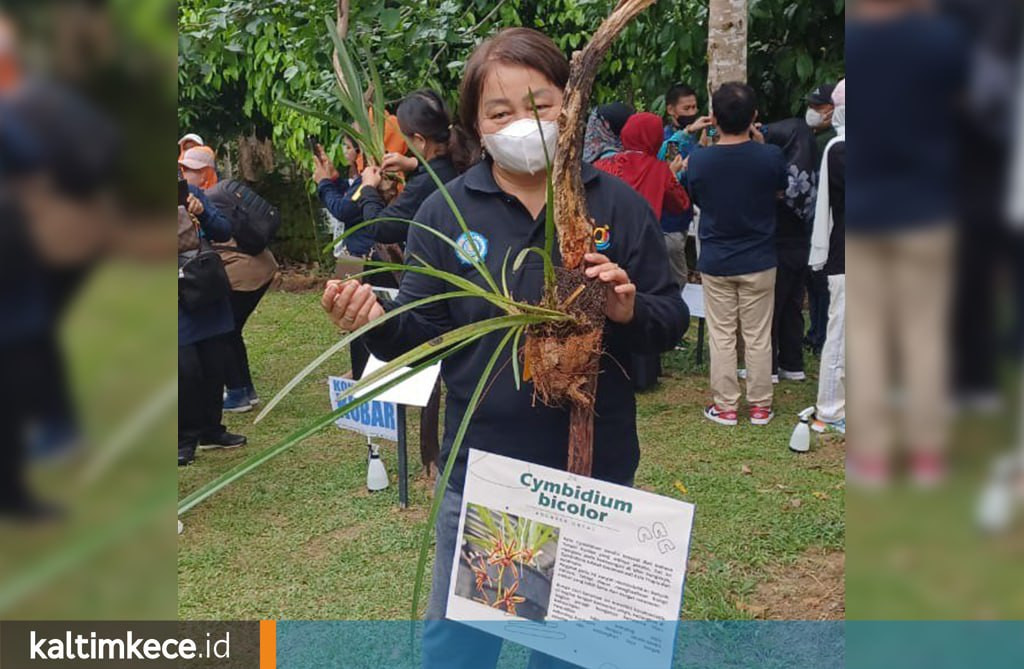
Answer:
[{"xmin": 178, "ymin": 0, "xmax": 845, "ymax": 164}]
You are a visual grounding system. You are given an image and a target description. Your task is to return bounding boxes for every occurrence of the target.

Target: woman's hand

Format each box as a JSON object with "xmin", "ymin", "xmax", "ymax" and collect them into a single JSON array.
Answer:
[
  {"xmin": 381, "ymin": 152, "xmax": 418, "ymax": 174},
  {"xmin": 669, "ymin": 154, "xmax": 685, "ymax": 176},
  {"xmin": 321, "ymin": 280, "xmax": 385, "ymax": 332},
  {"xmin": 186, "ymin": 193, "xmax": 204, "ymax": 216},
  {"xmin": 312, "ymin": 148, "xmax": 337, "ymax": 182},
  {"xmin": 584, "ymin": 252, "xmax": 636, "ymax": 324},
  {"xmin": 361, "ymin": 165, "xmax": 383, "ymax": 188}
]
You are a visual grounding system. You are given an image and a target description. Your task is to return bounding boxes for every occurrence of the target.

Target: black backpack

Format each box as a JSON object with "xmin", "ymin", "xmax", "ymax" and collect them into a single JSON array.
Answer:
[{"xmin": 205, "ymin": 179, "xmax": 281, "ymax": 255}]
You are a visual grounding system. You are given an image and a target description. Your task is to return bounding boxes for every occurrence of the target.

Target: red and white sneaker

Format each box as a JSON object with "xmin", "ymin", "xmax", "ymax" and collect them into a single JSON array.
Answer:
[
  {"xmin": 909, "ymin": 450, "xmax": 947, "ymax": 488},
  {"xmin": 847, "ymin": 452, "xmax": 891, "ymax": 489},
  {"xmin": 704, "ymin": 404, "xmax": 738, "ymax": 426},
  {"xmin": 749, "ymin": 406, "xmax": 774, "ymax": 425}
]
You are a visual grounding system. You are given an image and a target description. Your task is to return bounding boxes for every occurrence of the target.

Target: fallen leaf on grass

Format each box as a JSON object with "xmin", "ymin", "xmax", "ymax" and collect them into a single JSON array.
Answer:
[
  {"xmin": 812, "ymin": 491, "xmax": 829, "ymax": 501},
  {"xmin": 673, "ymin": 480, "xmax": 688, "ymax": 495},
  {"xmin": 740, "ymin": 464, "xmax": 752, "ymax": 475},
  {"xmin": 788, "ymin": 497, "xmax": 803, "ymax": 509}
]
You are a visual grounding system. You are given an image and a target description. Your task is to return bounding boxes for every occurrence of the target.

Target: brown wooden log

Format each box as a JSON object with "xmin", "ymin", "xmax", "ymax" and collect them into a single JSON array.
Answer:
[
  {"xmin": 551, "ymin": 0, "xmax": 656, "ymax": 476},
  {"xmin": 552, "ymin": 0, "xmax": 657, "ymax": 271}
]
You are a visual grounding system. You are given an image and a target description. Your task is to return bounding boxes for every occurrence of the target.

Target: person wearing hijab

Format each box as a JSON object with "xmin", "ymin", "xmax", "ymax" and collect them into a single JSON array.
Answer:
[
  {"xmin": 594, "ymin": 112, "xmax": 689, "ymax": 220},
  {"xmin": 582, "ymin": 101, "xmax": 632, "ymax": 163},
  {"xmin": 808, "ymin": 78, "xmax": 846, "ymax": 440},
  {"xmin": 762, "ymin": 117, "xmax": 819, "ymax": 383},
  {"xmin": 178, "ymin": 145, "xmax": 218, "ymax": 190},
  {"xmin": 594, "ymin": 111, "xmax": 689, "ymax": 391}
]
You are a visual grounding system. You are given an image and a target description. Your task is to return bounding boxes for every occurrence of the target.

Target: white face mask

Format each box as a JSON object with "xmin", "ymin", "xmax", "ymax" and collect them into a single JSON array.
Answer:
[
  {"xmin": 481, "ymin": 118, "xmax": 558, "ymax": 175},
  {"xmin": 805, "ymin": 107, "xmax": 826, "ymax": 129}
]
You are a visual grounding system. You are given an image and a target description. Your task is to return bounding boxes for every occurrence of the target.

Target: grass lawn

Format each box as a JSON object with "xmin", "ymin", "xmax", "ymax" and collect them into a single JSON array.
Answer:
[{"xmin": 178, "ymin": 287, "xmax": 844, "ymax": 621}]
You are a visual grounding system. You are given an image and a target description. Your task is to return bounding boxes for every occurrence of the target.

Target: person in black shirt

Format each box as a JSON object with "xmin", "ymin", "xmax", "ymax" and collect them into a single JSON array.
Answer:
[
  {"xmin": 762, "ymin": 118, "xmax": 819, "ymax": 382},
  {"xmin": 320, "ymin": 28, "xmax": 686, "ymax": 669},
  {"xmin": 358, "ymin": 89, "xmax": 460, "ymax": 245}
]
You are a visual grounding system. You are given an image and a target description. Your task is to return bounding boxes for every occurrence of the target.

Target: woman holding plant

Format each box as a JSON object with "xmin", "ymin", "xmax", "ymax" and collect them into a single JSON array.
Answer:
[{"xmin": 321, "ymin": 27, "xmax": 686, "ymax": 667}]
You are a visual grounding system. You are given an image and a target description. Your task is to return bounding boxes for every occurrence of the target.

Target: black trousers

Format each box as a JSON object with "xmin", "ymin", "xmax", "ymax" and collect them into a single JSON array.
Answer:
[
  {"xmin": 179, "ymin": 335, "xmax": 229, "ymax": 458},
  {"xmin": 224, "ymin": 282, "xmax": 270, "ymax": 391},
  {"xmin": 0, "ymin": 338, "xmax": 41, "ymax": 510},
  {"xmin": 773, "ymin": 262, "xmax": 808, "ymax": 373},
  {"xmin": 805, "ymin": 269, "xmax": 829, "ymax": 351}
]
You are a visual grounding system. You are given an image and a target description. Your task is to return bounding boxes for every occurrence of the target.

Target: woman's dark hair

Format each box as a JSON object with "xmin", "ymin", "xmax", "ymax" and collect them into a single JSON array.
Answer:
[
  {"xmin": 396, "ymin": 89, "xmax": 452, "ymax": 144},
  {"xmin": 453, "ymin": 28, "xmax": 570, "ymax": 168},
  {"xmin": 712, "ymin": 81, "xmax": 758, "ymax": 134}
]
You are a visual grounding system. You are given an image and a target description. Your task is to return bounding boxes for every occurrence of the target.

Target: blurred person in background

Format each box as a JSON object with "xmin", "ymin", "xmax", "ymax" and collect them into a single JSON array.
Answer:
[
  {"xmin": 594, "ymin": 111, "xmax": 690, "ymax": 390},
  {"xmin": 659, "ymin": 84, "xmax": 713, "ymax": 290},
  {"xmin": 314, "ymin": 135, "xmax": 377, "ymax": 380},
  {"xmin": 847, "ymin": 0, "xmax": 968, "ymax": 486},
  {"xmin": 0, "ymin": 12, "xmax": 115, "ymax": 460},
  {"xmin": 177, "ymin": 132, "xmax": 203, "ymax": 160},
  {"xmin": 808, "ymin": 80, "xmax": 846, "ymax": 435},
  {"xmin": 804, "ymin": 82, "xmax": 837, "ymax": 154},
  {"xmin": 803, "ymin": 82, "xmax": 836, "ymax": 357},
  {"xmin": 582, "ymin": 101, "xmax": 632, "ymax": 163},
  {"xmin": 762, "ymin": 117, "xmax": 819, "ymax": 384},
  {"xmin": 0, "ymin": 10, "xmax": 116, "ymax": 516},
  {"xmin": 688, "ymin": 82, "xmax": 787, "ymax": 427},
  {"xmin": 178, "ymin": 160, "xmax": 247, "ymax": 466},
  {"xmin": 943, "ymin": 0, "xmax": 1024, "ymax": 412},
  {"xmin": 206, "ymin": 179, "xmax": 279, "ymax": 414}
]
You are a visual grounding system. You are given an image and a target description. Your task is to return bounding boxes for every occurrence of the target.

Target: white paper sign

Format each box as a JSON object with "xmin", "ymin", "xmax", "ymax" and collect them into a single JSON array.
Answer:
[
  {"xmin": 682, "ymin": 283, "xmax": 705, "ymax": 320},
  {"xmin": 327, "ymin": 376, "xmax": 398, "ymax": 441},
  {"xmin": 360, "ymin": 355, "xmax": 441, "ymax": 408},
  {"xmin": 446, "ymin": 450, "xmax": 695, "ymax": 669}
]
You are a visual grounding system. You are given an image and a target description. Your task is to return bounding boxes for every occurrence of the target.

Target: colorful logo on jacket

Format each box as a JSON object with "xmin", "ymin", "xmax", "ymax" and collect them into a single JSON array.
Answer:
[
  {"xmin": 455, "ymin": 231, "xmax": 489, "ymax": 265},
  {"xmin": 593, "ymin": 225, "xmax": 611, "ymax": 251}
]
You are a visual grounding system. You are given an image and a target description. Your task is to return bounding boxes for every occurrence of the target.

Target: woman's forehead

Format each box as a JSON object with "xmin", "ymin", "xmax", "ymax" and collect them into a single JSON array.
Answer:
[{"xmin": 480, "ymin": 64, "xmax": 557, "ymax": 104}]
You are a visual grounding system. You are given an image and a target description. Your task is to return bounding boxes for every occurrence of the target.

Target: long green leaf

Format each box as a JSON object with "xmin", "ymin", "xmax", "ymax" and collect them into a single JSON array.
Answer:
[
  {"xmin": 529, "ymin": 88, "xmax": 557, "ymax": 293},
  {"xmin": 327, "ymin": 314, "xmax": 549, "ymax": 412},
  {"xmin": 513, "ymin": 246, "xmax": 556, "ymax": 289},
  {"xmin": 178, "ymin": 340, "xmax": 470, "ymax": 516},
  {"xmin": 254, "ymin": 289, "xmax": 478, "ymax": 424},
  {"xmin": 350, "ymin": 257, "xmax": 569, "ymax": 320},
  {"xmin": 399, "ymin": 132, "xmax": 502, "ymax": 295},
  {"xmin": 410, "ymin": 327, "xmax": 517, "ymax": 620},
  {"xmin": 510, "ymin": 325, "xmax": 525, "ymax": 391},
  {"xmin": 279, "ymin": 98, "xmax": 364, "ymax": 146}
]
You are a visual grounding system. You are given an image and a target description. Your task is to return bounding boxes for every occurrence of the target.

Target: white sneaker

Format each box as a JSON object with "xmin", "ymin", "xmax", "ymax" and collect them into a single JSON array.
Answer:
[
  {"xmin": 778, "ymin": 369, "xmax": 806, "ymax": 381},
  {"xmin": 772, "ymin": 374, "xmax": 779, "ymax": 384}
]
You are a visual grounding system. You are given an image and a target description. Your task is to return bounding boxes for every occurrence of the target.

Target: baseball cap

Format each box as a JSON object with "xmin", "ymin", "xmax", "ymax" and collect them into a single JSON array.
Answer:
[
  {"xmin": 178, "ymin": 146, "xmax": 216, "ymax": 171},
  {"xmin": 178, "ymin": 132, "xmax": 204, "ymax": 147},
  {"xmin": 806, "ymin": 83, "xmax": 836, "ymax": 106}
]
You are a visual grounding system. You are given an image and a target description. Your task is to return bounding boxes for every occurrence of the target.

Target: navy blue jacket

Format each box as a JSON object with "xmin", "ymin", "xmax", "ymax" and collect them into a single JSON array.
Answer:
[
  {"xmin": 318, "ymin": 175, "xmax": 375, "ymax": 257},
  {"xmin": 366, "ymin": 160, "xmax": 688, "ymax": 491},
  {"xmin": 178, "ymin": 185, "xmax": 233, "ymax": 347},
  {"xmin": 359, "ymin": 156, "xmax": 459, "ymax": 244}
]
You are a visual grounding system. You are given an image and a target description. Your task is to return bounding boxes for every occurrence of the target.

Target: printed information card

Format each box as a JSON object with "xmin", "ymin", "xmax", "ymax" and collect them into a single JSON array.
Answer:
[{"xmin": 446, "ymin": 449, "xmax": 696, "ymax": 669}]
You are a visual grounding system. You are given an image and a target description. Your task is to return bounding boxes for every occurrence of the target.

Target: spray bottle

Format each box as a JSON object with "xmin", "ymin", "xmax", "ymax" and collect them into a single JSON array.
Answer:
[
  {"xmin": 366, "ymin": 438, "xmax": 389, "ymax": 492},
  {"xmin": 789, "ymin": 407, "xmax": 815, "ymax": 453}
]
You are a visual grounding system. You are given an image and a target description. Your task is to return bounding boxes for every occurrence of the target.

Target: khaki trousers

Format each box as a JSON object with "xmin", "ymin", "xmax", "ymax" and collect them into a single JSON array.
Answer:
[
  {"xmin": 847, "ymin": 226, "xmax": 953, "ymax": 455},
  {"xmin": 703, "ymin": 268, "xmax": 777, "ymax": 410}
]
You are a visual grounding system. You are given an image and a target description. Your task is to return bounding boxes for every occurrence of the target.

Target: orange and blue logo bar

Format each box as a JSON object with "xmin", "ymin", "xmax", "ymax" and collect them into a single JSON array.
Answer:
[{"xmin": 260, "ymin": 619, "xmax": 276, "ymax": 669}]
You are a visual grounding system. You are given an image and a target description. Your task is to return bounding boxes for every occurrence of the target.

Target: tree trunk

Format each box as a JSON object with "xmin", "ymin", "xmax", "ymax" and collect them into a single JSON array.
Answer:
[
  {"xmin": 544, "ymin": 0, "xmax": 656, "ymax": 477},
  {"xmin": 706, "ymin": 0, "xmax": 748, "ymax": 99}
]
